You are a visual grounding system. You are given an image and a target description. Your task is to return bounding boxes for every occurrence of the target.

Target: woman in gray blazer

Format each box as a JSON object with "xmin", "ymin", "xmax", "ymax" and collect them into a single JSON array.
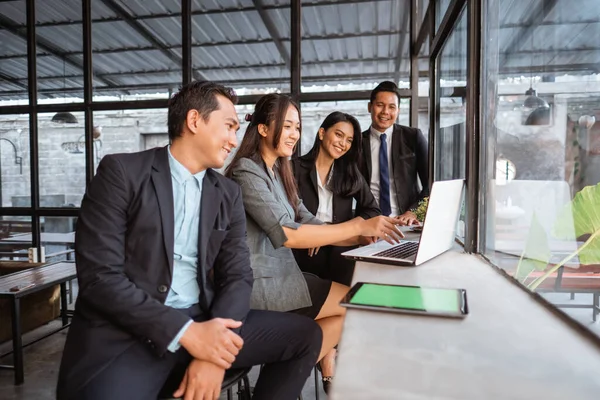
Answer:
[{"xmin": 225, "ymin": 94, "xmax": 402, "ymax": 393}]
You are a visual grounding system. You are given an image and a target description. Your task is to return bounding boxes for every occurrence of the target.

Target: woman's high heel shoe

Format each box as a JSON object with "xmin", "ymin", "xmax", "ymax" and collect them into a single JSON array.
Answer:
[{"xmin": 316, "ymin": 362, "xmax": 333, "ymax": 395}]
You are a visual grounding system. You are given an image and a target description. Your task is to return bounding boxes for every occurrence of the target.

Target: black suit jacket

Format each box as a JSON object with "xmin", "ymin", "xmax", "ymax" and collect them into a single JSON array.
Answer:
[
  {"xmin": 291, "ymin": 154, "xmax": 380, "ymax": 285},
  {"xmin": 292, "ymin": 153, "xmax": 380, "ymax": 223},
  {"xmin": 57, "ymin": 147, "xmax": 253, "ymax": 396},
  {"xmin": 360, "ymin": 124, "xmax": 430, "ymax": 214}
]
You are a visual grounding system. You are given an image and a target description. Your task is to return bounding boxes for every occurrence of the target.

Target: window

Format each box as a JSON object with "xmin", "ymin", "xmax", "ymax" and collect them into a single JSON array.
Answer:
[
  {"xmin": 92, "ymin": 105, "xmax": 255, "ymax": 175},
  {"xmin": 435, "ymin": 0, "xmax": 452, "ymax": 31},
  {"xmin": 192, "ymin": 0, "xmax": 290, "ymax": 94},
  {"xmin": 0, "ymin": 114, "xmax": 30, "ymax": 207},
  {"xmin": 36, "ymin": 0, "xmax": 84, "ymax": 103},
  {"xmin": 38, "ymin": 112, "xmax": 86, "ymax": 207},
  {"xmin": 301, "ymin": 0, "xmax": 411, "ymax": 92},
  {"xmin": 0, "ymin": 0, "xmax": 28, "ymax": 105},
  {"xmin": 92, "ymin": 1, "xmax": 181, "ymax": 101},
  {"xmin": 0, "ymin": 215, "xmax": 32, "ymax": 261},
  {"xmin": 435, "ymin": 7, "xmax": 466, "ymax": 181},
  {"xmin": 482, "ymin": 0, "xmax": 600, "ymax": 336}
]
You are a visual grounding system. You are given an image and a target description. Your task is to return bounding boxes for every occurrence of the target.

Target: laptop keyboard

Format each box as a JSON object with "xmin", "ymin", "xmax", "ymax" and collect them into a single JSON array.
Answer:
[{"xmin": 373, "ymin": 241, "xmax": 419, "ymax": 259}]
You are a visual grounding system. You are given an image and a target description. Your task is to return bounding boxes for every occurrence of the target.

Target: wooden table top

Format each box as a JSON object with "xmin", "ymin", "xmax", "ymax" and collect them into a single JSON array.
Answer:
[{"xmin": 0, "ymin": 262, "xmax": 76, "ymax": 298}]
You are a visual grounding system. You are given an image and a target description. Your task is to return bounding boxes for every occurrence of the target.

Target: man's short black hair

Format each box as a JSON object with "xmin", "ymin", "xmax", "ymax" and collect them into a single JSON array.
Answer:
[
  {"xmin": 168, "ymin": 81, "xmax": 238, "ymax": 141},
  {"xmin": 369, "ymin": 80, "xmax": 401, "ymax": 104}
]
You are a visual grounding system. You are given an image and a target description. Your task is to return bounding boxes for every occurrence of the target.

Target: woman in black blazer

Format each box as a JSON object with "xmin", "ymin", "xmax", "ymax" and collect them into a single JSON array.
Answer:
[{"xmin": 293, "ymin": 112, "xmax": 380, "ymax": 286}]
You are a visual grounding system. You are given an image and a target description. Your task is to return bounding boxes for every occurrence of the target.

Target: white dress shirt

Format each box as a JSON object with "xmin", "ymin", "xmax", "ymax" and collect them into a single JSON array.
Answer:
[
  {"xmin": 315, "ymin": 169, "xmax": 334, "ymax": 223},
  {"xmin": 369, "ymin": 126, "xmax": 399, "ymax": 216}
]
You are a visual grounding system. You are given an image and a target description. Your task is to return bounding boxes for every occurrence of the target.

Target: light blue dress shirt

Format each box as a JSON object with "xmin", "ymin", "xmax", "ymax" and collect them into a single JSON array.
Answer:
[{"xmin": 166, "ymin": 147, "xmax": 206, "ymax": 352}]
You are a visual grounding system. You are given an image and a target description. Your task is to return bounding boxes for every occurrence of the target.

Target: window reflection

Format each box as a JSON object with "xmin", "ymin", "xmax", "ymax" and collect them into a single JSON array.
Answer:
[
  {"xmin": 482, "ymin": 0, "xmax": 600, "ymax": 334},
  {"xmin": 435, "ymin": 8, "xmax": 466, "ymax": 182}
]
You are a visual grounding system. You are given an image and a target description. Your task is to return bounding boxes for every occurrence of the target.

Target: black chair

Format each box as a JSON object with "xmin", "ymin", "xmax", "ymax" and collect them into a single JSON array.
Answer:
[{"xmin": 158, "ymin": 366, "xmax": 252, "ymax": 400}]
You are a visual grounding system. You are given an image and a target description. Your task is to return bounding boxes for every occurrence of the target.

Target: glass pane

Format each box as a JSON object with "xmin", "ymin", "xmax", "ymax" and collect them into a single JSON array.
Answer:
[
  {"xmin": 435, "ymin": 7, "xmax": 466, "ymax": 181},
  {"xmin": 92, "ymin": 109, "xmax": 168, "ymax": 171},
  {"xmin": 435, "ymin": 0, "xmax": 451, "ymax": 31},
  {"xmin": 0, "ymin": 0, "xmax": 28, "ymax": 104},
  {"xmin": 92, "ymin": 2, "xmax": 181, "ymax": 101},
  {"xmin": 419, "ymin": 0, "xmax": 430, "ymax": 31},
  {"xmin": 92, "ymin": 106, "xmax": 255, "ymax": 175},
  {"xmin": 0, "ymin": 216, "xmax": 32, "ymax": 262},
  {"xmin": 192, "ymin": 0, "xmax": 290, "ymax": 94},
  {"xmin": 0, "ymin": 114, "xmax": 31, "ymax": 207},
  {"xmin": 36, "ymin": 0, "xmax": 83, "ymax": 103},
  {"xmin": 300, "ymin": 99, "xmax": 410, "ymax": 156},
  {"xmin": 482, "ymin": 0, "xmax": 600, "ymax": 337},
  {"xmin": 38, "ymin": 111, "xmax": 86, "ymax": 207},
  {"xmin": 301, "ymin": 0, "xmax": 410, "ymax": 92},
  {"xmin": 41, "ymin": 216, "xmax": 76, "ymax": 262}
]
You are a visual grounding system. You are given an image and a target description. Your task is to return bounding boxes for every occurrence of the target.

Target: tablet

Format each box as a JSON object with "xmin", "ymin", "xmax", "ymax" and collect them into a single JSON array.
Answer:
[{"xmin": 340, "ymin": 282, "xmax": 468, "ymax": 318}]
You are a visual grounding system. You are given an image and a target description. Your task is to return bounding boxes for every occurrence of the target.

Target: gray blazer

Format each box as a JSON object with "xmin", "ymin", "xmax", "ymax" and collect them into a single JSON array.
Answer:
[{"xmin": 230, "ymin": 157, "xmax": 323, "ymax": 312}]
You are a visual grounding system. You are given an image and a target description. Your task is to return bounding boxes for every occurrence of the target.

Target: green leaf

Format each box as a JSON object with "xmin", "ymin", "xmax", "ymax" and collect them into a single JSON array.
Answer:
[
  {"xmin": 552, "ymin": 183, "xmax": 600, "ymax": 265},
  {"xmin": 515, "ymin": 212, "xmax": 551, "ymax": 283},
  {"xmin": 528, "ymin": 183, "xmax": 600, "ymax": 291}
]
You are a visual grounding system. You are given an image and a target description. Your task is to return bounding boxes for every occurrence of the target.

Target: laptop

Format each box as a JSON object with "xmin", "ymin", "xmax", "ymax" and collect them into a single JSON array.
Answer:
[{"xmin": 342, "ymin": 179, "xmax": 465, "ymax": 266}]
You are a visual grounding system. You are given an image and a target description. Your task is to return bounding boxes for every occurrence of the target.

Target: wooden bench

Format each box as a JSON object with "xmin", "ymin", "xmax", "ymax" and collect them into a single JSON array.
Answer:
[
  {"xmin": 0, "ymin": 261, "xmax": 76, "ymax": 385},
  {"xmin": 0, "ymin": 220, "xmax": 31, "ymax": 240},
  {"xmin": 526, "ymin": 264, "xmax": 600, "ymax": 322}
]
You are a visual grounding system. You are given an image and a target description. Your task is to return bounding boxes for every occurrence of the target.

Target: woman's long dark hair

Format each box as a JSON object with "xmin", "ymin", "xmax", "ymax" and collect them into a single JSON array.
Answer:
[
  {"xmin": 225, "ymin": 93, "xmax": 301, "ymax": 219},
  {"xmin": 305, "ymin": 111, "xmax": 363, "ymax": 197}
]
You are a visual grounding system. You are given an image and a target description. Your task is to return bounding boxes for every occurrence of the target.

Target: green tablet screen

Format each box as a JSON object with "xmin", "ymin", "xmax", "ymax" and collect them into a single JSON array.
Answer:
[{"xmin": 349, "ymin": 283, "xmax": 462, "ymax": 313}]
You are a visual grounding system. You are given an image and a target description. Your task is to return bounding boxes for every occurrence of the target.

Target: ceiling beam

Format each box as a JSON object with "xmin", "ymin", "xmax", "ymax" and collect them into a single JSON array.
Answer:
[
  {"xmin": 6, "ymin": 56, "xmax": 600, "ymax": 91},
  {"xmin": 0, "ymin": 30, "xmax": 407, "ymax": 60},
  {"xmin": 0, "ymin": 13, "xmax": 121, "ymax": 90},
  {"xmin": 20, "ymin": 56, "xmax": 397, "ymax": 83},
  {"xmin": 0, "ymin": 71, "xmax": 28, "ymax": 91},
  {"xmin": 30, "ymin": 0, "xmax": 378, "ymax": 28},
  {"xmin": 499, "ymin": 0, "xmax": 559, "ymax": 68},
  {"xmin": 252, "ymin": 0, "xmax": 290, "ymax": 68},
  {"xmin": 3, "ymin": 59, "xmax": 599, "ymax": 99},
  {"xmin": 1, "ymin": 72, "xmax": 407, "ymax": 97},
  {"xmin": 414, "ymin": 2, "xmax": 430, "ymax": 56},
  {"xmin": 393, "ymin": 4, "xmax": 411, "ymax": 83},
  {"xmin": 99, "ymin": 0, "xmax": 207, "ymax": 82}
]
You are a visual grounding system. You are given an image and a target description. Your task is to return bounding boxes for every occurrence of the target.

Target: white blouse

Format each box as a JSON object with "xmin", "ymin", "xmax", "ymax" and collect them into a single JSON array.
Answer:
[{"xmin": 315, "ymin": 169, "xmax": 334, "ymax": 223}]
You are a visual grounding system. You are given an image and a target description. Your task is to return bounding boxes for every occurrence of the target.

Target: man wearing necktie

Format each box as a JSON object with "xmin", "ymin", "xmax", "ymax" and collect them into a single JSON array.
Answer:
[
  {"xmin": 57, "ymin": 81, "xmax": 321, "ymax": 400},
  {"xmin": 360, "ymin": 81, "xmax": 430, "ymax": 225}
]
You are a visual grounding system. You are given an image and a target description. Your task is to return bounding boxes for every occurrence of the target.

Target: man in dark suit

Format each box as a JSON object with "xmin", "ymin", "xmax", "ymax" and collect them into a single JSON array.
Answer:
[
  {"xmin": 56, "ymin": 81, "xmax": 322, "ymax": 400},
  {"xmin": 360, "ymin": 81, "xmax": 429, "ymax": 225}
]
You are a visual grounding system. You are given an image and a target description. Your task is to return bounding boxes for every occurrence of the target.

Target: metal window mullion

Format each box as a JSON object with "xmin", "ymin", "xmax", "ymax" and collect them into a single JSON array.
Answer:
[
  {"xmin": 25, "ymin": 0, "xmax": 40, "ymax": 249},
  {"xmin": 465, "ymin": 0, "xmax": 482, "ymax": 253},
  {"xmin": 83, "ymin": 0, "xmax": 94, "ymax": 185},
  {"xmin": 182, "ymin": 0, "xmax": 192, "ymax": 85}
]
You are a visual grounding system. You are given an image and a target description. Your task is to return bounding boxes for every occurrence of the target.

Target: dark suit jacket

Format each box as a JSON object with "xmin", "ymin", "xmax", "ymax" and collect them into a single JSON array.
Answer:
[
  {"xmin": 360, "ymin": 124, "xmax": 430, "ymax": 215},
  {"xmin": 291, "ymin": 154, "xmax": 380, "ymax": 285},
  {"xmin": 57, "ymin": 147, "xmax": 253, "ymax": 397},
  {"xmin": 292, "ymin": 153, "xmax": 380, "ymax": 223}
]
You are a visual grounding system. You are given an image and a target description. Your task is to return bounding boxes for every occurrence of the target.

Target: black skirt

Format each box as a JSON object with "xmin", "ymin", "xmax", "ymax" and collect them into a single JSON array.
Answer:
[
  {"xmin": 288, "ymin": 273, "xmax": 332, "ymax": 319},
  {"xmin": 292, "ymin": 245, "xmax": 356, "ymax": 286}
]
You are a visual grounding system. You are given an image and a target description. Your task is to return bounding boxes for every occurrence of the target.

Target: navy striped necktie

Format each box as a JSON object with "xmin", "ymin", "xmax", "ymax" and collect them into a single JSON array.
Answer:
[{"xmin": 379, "ymin": 133, "xmax": 391, "ymax": 216}]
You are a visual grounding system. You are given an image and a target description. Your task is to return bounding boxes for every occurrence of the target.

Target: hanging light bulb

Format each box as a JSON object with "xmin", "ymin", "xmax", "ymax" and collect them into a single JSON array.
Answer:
[
  {"xmin": 51, "ymin": 112, "xmax": 79, "ymax": 124},
  {"xmin": 523, "ymin": 87, "xmax": 549, "ymax": 109}
]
